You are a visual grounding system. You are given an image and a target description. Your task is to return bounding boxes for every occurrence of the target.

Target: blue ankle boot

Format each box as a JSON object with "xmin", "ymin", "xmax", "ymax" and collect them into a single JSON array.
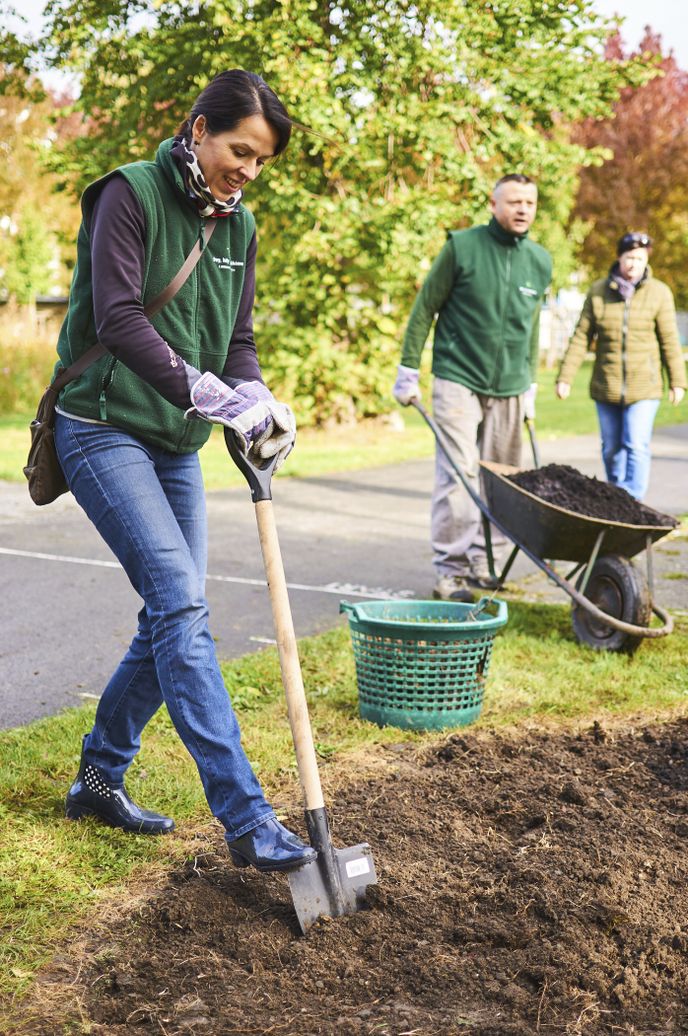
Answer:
[
  {"xmin": 65, "ymin": 749, "xmax": 175, "ymax": 835},
  {"xmin": 227, "ymin": 817, "xmax": 316, "ymax": 872}
]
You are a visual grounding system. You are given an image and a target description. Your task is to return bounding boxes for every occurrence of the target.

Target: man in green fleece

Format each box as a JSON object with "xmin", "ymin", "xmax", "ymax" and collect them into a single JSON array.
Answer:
[{"xmin": 393, "ymin": 174, "xmax": 552, "ymax": 602}]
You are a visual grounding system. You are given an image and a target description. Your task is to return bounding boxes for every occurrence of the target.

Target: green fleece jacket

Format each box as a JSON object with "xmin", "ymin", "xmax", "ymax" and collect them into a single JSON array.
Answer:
[
  {"xmin": 401, "ymin": 217, "xmax": 552, "ymax": 396},
  {"xmin": 55, "ymin": 138, "xmax": 255, "ymax": 453},
  {"xmin": 558, "ymin": 268, "xmax": 686, "ymax": 404}
]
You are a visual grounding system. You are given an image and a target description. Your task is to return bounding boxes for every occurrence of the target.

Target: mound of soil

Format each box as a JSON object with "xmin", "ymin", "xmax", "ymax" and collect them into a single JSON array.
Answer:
[
  {"xmin": 28, "ymin": 719, "xmax": 688, "ymax": 1036},
  {"xmin": 508, "ymin": 465, "xmax": 678, "ymax": 527}
]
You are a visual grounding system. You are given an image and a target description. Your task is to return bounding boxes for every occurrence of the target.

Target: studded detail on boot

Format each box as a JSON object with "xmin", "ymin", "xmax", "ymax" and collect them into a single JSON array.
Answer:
[
  {"xmin": 82, "ymin": 764, "xmax": 113, "ymax": 800},
  {"xmin": 65, "ymin": 746, "xmax": 175, "ymax": 835}
]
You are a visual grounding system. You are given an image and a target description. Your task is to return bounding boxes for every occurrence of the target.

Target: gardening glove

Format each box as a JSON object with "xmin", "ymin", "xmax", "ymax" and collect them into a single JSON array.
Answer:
[
  {"xmin": 392, "ymin": 364, "xmax": 421, "ymax": 406},
  {"xmin": 523, "ymin": 382, "xmax": 538, "ymax": 420},
  {"xmin": 186, "ymin": 371, "xmax": 295, "ymax": 469},
  {"xmin": 669, "ymin": 386, "xmax": 685, "ymax": 406},
  {"xmin": 221, "ymin": 377, "xmax": 296, "ymax": 467},
  {"xmin": 254, "ymin": 395, "xmax": 296, "ymax": 470}
]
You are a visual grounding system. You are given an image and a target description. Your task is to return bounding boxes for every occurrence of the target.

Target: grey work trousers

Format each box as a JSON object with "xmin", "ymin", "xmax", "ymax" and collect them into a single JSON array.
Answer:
[{"xmin": 431, "ymin": 376, "xmax": 524, "ymax": 578}]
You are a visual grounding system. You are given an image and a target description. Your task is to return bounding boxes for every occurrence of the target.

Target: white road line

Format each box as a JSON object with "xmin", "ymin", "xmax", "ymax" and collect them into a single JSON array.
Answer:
[
  {"xmin": 0, "ymin": 546, "xmax": 121, "ymax": 569},
  {"xmin": 0, "ymin": 546, "xmax": 413, "ymax": 600}
]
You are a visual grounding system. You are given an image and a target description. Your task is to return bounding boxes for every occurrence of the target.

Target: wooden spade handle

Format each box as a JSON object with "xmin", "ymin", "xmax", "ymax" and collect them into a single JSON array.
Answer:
[{"xmin": 254, "ymin": 499, "xmax": 325, "ymax": 812}]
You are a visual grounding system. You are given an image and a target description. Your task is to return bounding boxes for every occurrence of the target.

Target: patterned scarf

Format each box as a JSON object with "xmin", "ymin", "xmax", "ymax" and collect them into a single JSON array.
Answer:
[
  {"xmin": 609, "ymin": 261, "xmax": 646, "ymax": 301},
  {"xmin": 171, "ymin": 134, "xmax": 243, "ymax": 218}
]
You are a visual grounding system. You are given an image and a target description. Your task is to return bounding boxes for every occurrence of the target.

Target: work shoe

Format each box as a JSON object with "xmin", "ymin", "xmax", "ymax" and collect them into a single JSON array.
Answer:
[
  {"xmin": 432, "ymin": 575, "xmax": 475, "ymax": 604},
  {"xmin": 227, "ymin": 817, "xmax": 317, "ymax": 873},
  {"xmin": 468, "ymin": 562, "xmax": 500, "ymax": 590},
  {"xmin": 65, "ymin": 750, "xmax": 175, "ymax": 835}
]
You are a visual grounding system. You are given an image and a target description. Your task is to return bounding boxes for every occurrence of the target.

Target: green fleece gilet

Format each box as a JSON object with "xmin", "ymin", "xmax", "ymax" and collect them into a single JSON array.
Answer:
[
  {"xmin": 402, "ymin": 218, "xmax": 552, "ymax": 396},
  {"xmin": 55, "ymin": 138, "xmax": 255, "ymax": 453}
]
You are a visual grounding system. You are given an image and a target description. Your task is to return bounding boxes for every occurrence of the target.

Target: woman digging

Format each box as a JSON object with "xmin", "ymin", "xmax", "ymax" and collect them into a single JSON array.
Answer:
[{"xmin": 53, "ymin": 70, "xmax": 316, "ymax": 874}]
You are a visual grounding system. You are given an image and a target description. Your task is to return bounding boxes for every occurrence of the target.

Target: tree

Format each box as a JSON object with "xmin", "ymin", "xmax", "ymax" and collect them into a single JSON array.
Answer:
[
  {"xmin": 0, "ymin": 87, "xmax": 82, "ymax": 308},
  {"xmin": 38, "ymin": 0, "xmax": 647, "ymax": 422},
  {"xmin": 574, "ymin": 30, "xmax": 688, "ymax": 307},
  {"xmin": 0, "ymin": 1, "xmax": 45, "ymax": 100},
  {"xmin": 1, "ymin": 208, "xmax": 53, "ymax": 305}
]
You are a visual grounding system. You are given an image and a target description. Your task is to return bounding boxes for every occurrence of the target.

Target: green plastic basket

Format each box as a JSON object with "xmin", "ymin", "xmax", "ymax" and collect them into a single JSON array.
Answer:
[{"xmin": 340, "ymin": 598, "xmax": 508, "ymax": 732}]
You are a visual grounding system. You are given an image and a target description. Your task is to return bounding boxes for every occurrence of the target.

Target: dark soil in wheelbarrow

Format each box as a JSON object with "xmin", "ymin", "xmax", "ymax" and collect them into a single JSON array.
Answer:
[
  {"xmin": 29, "ymin": 719, "xmax": 688, "ymax": 1036},
  {"xmin": 509, "ymin": 464, "xmax": 678, "ymax": 527}
]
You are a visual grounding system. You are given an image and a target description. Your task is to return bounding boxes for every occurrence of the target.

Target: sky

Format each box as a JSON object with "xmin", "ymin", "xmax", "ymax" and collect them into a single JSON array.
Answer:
[
  {"xmin": 593, "ymin": 0, "xmax": 687, "ymax": 66},
  {"xmin": 8, "ymin": 0, "xmax": 688, "ymax": 73}
]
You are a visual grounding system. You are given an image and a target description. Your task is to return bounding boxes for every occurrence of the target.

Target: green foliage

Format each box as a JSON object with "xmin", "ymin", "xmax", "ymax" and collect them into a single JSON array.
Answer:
[
  {"xmin": 34, "ymin": 0, "xmax": 647, "ymax": 422},
  {"xmin": 0, "ymin": 80, "xmax": 82, "ymax": 304},
  {"xmin": 0, "ymin": 3, "xmax": 45, "ymax": 100},
  {"xmin": 0, "ymin": 320, "xmax": 56, "ymax": 419},
  {"xmin": 1, "ymin": 209, "xmax": 53, "ymax": 304}
]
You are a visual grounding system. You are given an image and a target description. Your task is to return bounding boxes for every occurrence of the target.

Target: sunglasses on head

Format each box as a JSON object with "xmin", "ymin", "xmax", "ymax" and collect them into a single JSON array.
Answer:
[{"xmin": 619, "ymin": 232, "xmax": 652, "ymax": 251}]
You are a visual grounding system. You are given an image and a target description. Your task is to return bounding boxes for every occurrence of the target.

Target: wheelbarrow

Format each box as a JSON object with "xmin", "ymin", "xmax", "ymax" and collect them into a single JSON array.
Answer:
[{"xmin": 413, "ymin": 402, "xmax": 676, "ymax": 653}]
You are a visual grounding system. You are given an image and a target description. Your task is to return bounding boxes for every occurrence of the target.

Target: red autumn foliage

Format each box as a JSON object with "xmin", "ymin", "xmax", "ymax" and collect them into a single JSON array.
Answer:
[{"xmin": 574, "ymin": 29, "xmax": 688, "ymax": 307}]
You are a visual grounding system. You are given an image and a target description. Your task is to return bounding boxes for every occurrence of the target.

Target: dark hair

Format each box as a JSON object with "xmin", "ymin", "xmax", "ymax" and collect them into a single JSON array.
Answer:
[
  {"xmin": 617, "ymin": 231, "xmax": 652, "ymax": 255},
  {"xmin": 494, "ymin": 174, "xmax": 536, "ymax": 190},
  {"xmin": 177, "ymin": 70, "xmax": 292, "ymax": 156}
]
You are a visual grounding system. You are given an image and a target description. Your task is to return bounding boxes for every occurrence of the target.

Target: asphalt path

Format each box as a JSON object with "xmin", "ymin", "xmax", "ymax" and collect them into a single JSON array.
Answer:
[{"xmin": 1, "ymin": 424, "xmax": 686, "ymax": 729}]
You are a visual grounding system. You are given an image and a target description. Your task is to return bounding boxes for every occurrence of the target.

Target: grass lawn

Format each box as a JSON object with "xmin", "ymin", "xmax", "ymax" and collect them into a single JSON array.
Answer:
[
  {"xmin": 2, "ymin": 363, "xmax": 687, "ymax": 487},
  {"xmin": 1, "ymin": 602, "xmax": 688, "ymax": 1020}
]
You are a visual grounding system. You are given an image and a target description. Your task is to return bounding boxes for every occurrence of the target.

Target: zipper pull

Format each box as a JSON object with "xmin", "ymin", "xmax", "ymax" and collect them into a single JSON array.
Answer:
[
  {"xmin": 199, "ymin": 220, "xmax": 206, "ymax": 250},
  {"xmin": 98, "ymin": 389, "xmax": 107, "ymax": 421}
]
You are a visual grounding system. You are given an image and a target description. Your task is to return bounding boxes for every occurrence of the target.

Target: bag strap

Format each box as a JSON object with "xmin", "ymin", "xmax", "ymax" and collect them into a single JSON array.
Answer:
[
  {"xmin": 144, "ymin": 218, "xmax": 217, "ymax": 318},
  {"xmin": 51, "ymin": 343, "xmax": 108, "ymax": 393},
  {"xmin": 51, "ymin": 218, "xmax": 219, "ymax": 393}
]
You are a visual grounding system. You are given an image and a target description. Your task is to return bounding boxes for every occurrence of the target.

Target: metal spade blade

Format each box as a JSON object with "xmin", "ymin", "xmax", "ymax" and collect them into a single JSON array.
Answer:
[{"xmin": 288, "ymin": 807, "xmax": 377, "ymax": 934}]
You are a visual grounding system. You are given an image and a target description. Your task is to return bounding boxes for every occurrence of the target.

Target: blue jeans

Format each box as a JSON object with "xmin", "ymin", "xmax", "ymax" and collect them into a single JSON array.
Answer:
[
  {"xmin": 596, "ymin": 399, "xmax": 660, "ymax": 501},
  {"xmin": 54, "ymin": 415, "xmax": 274, "ymax": 840}
]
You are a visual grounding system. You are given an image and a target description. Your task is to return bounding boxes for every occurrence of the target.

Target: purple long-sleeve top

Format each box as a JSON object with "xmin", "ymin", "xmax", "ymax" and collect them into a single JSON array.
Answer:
[{"xmin": 89, "ymin": 174, "xmax": 262, "ymax": 411}]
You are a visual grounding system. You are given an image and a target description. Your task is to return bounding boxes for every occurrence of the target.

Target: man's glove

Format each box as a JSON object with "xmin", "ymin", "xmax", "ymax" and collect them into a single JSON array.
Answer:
[
  {"xmin": 187, "ymin": 372, "xmax": 295, "ymax": 469},
  {"xmin": 393, "ymin": 364, "xmax": 421, "ymax": 406},
  {"xmin": 523, "ymin": 382, "xmax": 538, "ymax": 420}
]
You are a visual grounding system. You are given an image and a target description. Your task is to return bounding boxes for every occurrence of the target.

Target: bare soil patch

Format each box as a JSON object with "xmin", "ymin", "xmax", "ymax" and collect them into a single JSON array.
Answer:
[{"xmin": 21, "ymin": 718, "xmax": 688, "ymax": 1035}]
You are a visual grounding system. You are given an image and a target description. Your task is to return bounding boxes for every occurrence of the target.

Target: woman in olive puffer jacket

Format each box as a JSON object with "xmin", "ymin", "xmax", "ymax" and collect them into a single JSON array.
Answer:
[{"xmin": 556, "ymin": 232, "xmax": 686, "ymax": 500}]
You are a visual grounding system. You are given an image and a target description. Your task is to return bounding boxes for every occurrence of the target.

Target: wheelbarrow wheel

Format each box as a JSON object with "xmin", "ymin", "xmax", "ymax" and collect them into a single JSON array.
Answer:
[{"xmin": 571, "ymin": 553, "xmax": 651, "ymax": 654}]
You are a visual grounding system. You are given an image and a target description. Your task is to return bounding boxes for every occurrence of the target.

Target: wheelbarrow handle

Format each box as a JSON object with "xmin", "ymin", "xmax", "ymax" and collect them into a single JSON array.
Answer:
[
  {"xmin": 524, "ymin": 416, "xmax": 541, "ymax": 469},
  {"xmin": 224, "ymin": 428, "xmax": 325, "ymax": 812},
  {"xmin": 412, "ymin": 400, "xmax": 495, "ymax": 516}
]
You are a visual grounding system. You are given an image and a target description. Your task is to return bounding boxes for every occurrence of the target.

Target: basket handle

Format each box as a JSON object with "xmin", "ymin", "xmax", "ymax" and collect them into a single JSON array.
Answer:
[{"xmin": 468, "ymin": 596, "xmax": 508, "ymax": 624}]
